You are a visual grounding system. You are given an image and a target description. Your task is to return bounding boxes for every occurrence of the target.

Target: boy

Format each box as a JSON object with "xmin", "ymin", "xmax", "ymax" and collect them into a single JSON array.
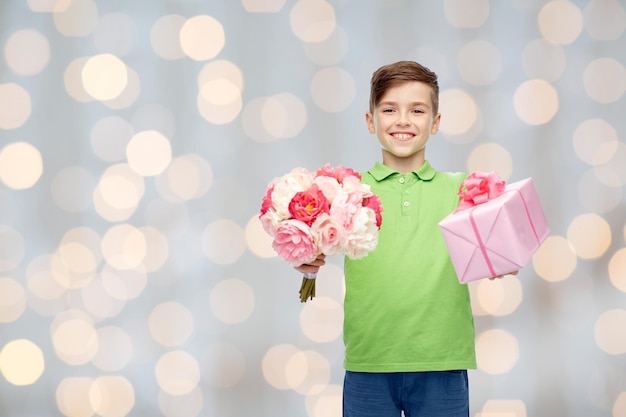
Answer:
[{"xmin": 297, "ymin": 61, "xmax": 510, "ymax": 417}]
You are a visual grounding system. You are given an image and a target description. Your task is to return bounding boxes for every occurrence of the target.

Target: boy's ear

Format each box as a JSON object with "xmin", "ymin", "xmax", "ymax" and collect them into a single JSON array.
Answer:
[
  {"xmin": 365, "ymin": 112, "xmax": 375, "ymax": 133},
  {"xmin": 430, "ymin": 113, "xmax": 441, "ymax": 134}
]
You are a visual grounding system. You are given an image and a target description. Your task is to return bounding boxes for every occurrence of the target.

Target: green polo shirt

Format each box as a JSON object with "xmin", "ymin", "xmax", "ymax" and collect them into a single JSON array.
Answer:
[{"xmin": 343, "ymin": 161, "xmax": 476, "ymax": 372}]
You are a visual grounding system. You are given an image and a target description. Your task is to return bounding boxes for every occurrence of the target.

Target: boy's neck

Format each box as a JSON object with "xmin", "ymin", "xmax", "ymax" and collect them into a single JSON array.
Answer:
[{"xmin": 381, "ymin": 152, "xmax": 426, "ymax": 175}]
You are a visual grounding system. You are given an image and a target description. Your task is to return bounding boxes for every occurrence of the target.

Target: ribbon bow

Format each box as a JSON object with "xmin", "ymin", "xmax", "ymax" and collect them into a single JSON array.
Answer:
[{"xmin": 455, "ymin": 171, "xmax": 505, "ymax": 212}]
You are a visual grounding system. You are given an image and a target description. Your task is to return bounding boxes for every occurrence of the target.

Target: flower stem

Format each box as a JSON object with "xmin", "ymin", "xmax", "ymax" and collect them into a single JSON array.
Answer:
[{"xmin": 299, "ymin": 276, "xmax": 316, "ymax": 302}]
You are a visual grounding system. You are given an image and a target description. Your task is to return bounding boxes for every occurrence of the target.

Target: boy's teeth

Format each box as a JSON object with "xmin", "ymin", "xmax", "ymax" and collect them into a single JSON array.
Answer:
[{"xmin": 394, "ymin": 133, "xmax": 412, "ymax": 139}]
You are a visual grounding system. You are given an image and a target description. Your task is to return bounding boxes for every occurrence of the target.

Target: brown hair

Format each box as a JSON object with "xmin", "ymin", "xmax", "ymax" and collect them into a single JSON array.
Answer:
[{"xmin": 369, "ymin": 61, "xmax": 439, "ymax": 114}]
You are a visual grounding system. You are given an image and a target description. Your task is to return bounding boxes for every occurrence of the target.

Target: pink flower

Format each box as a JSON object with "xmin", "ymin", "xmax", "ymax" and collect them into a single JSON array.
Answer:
[
  {"xmin": 363, "ymin": 194, "xmax": 383, "ymax": 228},
  {"xmin": 456, "ymin": 171, "xmax": 505, "ymax": 212},
  {"xmin": 272, "ymin": 220, "xmax": 318, "ymax": 267},
  {"xmin": 311, "ymin": 213, "xmax": 347, "ymax": 256},
  {"xmin": 271, "ymin": 168, "xmax": 315, "ymax": 218},
  {"xmin": 315, "ymin": 164, "xmax": 361, "ymax": 184},
  {"xmin": 313, "ymin": 175, "xmax": 341, "ymax": 202},
  {"xmin": 288, "ymin": 184, "xmax": 330, "ymax": 226},
  {"xmin": 329, "ymin": 191, "xmax": 363, "ymax": 231},
  {"xmin": 260, "ymin": 185, "xmax": 274, "ymax": 216}
]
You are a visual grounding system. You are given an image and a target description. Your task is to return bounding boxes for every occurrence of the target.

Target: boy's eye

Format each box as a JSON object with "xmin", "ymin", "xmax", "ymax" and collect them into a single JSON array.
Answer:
[
  {"xmin": 412, "ymin": 109, "xmax": 424, "ymax": 113},
  {"xmin": 382, "ymin": 108, "xmax": 394, "ymax": 113}
]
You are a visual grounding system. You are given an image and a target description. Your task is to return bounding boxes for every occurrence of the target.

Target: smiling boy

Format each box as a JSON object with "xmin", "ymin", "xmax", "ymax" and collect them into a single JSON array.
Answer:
[{"xmin": 298, "ymin": 61, "xmax": 481, "ymax": 416}]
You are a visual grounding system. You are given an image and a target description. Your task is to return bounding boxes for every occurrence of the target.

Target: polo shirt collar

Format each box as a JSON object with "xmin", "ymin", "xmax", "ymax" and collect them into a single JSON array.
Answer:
[{"xmin": 368, "ymin": 160, "xmax": 437, "ymax": 181}]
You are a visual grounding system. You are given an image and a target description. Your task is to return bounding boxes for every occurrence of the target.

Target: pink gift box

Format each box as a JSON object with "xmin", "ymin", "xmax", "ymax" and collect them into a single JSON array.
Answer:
[{"xmin": 438, "ymin": 178, "xmax": 550, "ymax": 283}]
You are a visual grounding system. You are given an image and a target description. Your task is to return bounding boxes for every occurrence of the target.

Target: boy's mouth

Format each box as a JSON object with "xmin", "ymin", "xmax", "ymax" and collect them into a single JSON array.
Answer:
[{"xmin": 391, "ymin": 132, "xmax": 415, "ymax": 141}]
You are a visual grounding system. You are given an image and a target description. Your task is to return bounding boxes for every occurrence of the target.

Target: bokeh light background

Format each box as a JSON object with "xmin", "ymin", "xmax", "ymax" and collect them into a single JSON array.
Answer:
[{"xmin": 1, "ymin": 0, "xmax": 625, "ymax": 416}]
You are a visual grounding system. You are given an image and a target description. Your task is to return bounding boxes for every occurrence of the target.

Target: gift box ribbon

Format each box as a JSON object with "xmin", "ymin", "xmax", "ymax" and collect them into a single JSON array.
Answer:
[{"xmin": 456, "ymin": 171, "xmax": 506, "ymax": 212}]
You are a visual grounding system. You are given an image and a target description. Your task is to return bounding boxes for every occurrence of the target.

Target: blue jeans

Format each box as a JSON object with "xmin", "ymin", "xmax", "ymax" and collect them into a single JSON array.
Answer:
[{"xmin": 343, "ymin": 371, "xmax": 469, "ymax": 417}]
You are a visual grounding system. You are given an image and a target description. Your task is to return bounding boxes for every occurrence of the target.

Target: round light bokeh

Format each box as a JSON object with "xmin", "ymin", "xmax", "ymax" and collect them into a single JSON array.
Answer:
[
  {"xmin": 0, "ymin": 339, "xmax": 45, "ymax": 385},
  {"xmin": 310, "ymin": 67, "xmax": 356, "ymax": 113},
  {"xmin": 149, "ymin": 301, "xmax": 194, "ymax": 347},
  {"xmin": 82, "ymin": 53, "xmax": 129, "ymax": 101},
  {"xmin": 209, "ymin": 278, "xmax": 255, "ymax": 324},
  {"xmin": 201, "ymin": 220, "xmax": 247, "ymax": 265},
  {"xmin": 594, "ymin": 309, "xmax": 626, "ymax": 355},
  {"xmin": 4, "ymin": 29, "xmax": 50, "ymax": 76},
  {"xmin": 532, "ymin": 235, "xmax": 577, "ymax": 282},
  {"xmin": 0, "ymin": 142, "xmax": 43, "ymax": 190},
  {"xmin": 538, "ymin": 1, "xmax": 583, "ymax": 45},
  {"xmin": 475, "ymin": 329, "xmax": 519, "ymax": 375},
  {"xmin": 0, "ymin": 83, "xmax": 31, "ymax": 129},
  {"xmin": 180, "ymin": 15, "xmax": 225, "ymax": 61},
  {"xmin": 289, "ymin": 0, "xmax": 336, "ymax": 43},
  {"xmin": 438, "ymin": 89, "xmax": 479, "ymax": 137},
  {"xmin": 513, "ymin": 79, "xmax": 559, "ymax": 125},
  {"xmin": 155, "ymin": 350, "xmax": 201, "ymax": 396}
]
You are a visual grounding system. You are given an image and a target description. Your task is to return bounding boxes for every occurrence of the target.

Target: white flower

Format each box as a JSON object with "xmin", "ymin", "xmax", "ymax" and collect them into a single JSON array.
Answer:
[
  {"xmin": 329, "ymin": 191, "xmax": 362, "ymax": 231},
  {"xmin": 259, "ymin": 208, "xmax": 282, "ymax": 236},
  {"xmin": 344, "ymin": 207, "xmax": 379, "ymax": 259}
]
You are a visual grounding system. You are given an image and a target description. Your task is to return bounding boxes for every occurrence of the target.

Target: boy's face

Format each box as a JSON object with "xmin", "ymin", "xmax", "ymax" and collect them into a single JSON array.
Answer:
[{"xmin": 365, "ymin": 81, "xmax": 440, "ymax": 172}]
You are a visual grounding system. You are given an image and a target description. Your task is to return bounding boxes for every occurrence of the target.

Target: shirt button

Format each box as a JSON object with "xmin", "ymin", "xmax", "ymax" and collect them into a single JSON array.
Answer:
[
  {"xmin": 399, "ymin": 178, "xmax": 405, "ymax": 184},
  {"xmin": 403, "ymin": 201, "xmax": 410, "ymax": 207}
]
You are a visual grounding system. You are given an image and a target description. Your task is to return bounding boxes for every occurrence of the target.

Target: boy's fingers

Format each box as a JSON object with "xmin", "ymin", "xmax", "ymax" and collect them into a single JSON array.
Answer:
[{"xmin": 489, "ymin": 270, "xmax": 519, "ymax": 280}]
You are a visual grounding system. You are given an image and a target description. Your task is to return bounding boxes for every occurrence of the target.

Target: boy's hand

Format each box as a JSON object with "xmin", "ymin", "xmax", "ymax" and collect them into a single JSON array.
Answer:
[
  {"xmin": 295, "ymin": 254, "xmax": 326, "ymax": 275},
  {"xmin": 489, "ymin": 270, "xmax": 519, "ymax": 280}
]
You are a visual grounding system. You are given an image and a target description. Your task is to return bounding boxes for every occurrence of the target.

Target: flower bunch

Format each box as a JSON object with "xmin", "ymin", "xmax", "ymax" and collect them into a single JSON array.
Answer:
[
  {"xmin": 455, "ymin": 171, "xmax": 506, "ymax": 212},
  {"xmin": 259, "ymin": 164, "xmax": 383, "ymax": 302}
]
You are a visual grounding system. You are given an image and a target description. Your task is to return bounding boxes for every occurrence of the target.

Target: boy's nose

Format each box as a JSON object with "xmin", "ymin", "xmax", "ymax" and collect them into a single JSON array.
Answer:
[{"xmin": 396, "ymin": 112, "xmax": 410, "ymax": 125}]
